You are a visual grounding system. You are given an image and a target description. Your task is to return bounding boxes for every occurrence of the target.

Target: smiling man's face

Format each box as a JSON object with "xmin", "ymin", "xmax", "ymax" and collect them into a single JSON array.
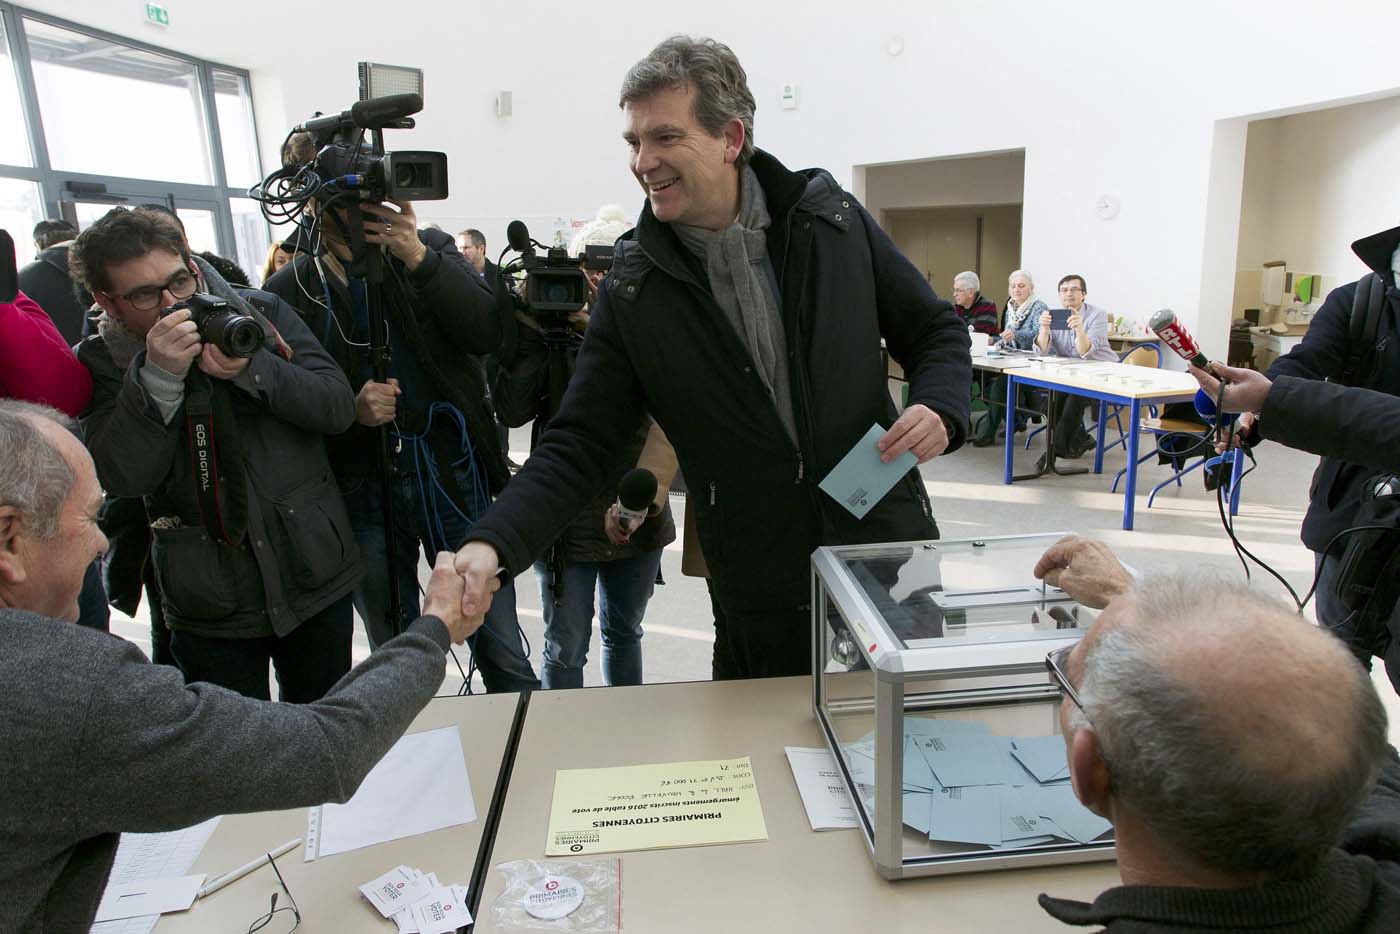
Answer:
[{"xmin": 623, "ymin": 83, "xmax": 742, "ymax": 231}]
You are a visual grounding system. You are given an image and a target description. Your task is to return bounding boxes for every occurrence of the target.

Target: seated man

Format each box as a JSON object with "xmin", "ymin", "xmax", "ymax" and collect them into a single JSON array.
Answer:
[
  {"xmin": 1033, "ymin": 536, "xmax": 1400, "ymax": 931},
  {"xmin": 951, "ymin": 270, "xmax": 1000, "ymax": 337},
  {"xmin": 1034, "ymin": 274, "xmax": 1116, "ymax": 459},
  {"xmin": 0, "ymin": 400, "xmax": 480, "ymax": 934},
  {"xmin": 71, "ymin": 207, "xmax": 364, "ymax": 702}
]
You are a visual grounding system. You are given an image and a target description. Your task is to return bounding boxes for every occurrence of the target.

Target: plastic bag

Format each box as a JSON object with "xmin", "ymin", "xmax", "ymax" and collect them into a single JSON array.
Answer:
[{"xmin": 489, "ymin": 858, "xmax": 622, "ymax": 932}]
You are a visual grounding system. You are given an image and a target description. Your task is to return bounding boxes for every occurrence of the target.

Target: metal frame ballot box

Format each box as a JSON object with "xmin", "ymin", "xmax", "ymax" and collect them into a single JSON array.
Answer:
[{"xmin": 811, "ymin": 533, "xmax": 1117, "ymax": 879}]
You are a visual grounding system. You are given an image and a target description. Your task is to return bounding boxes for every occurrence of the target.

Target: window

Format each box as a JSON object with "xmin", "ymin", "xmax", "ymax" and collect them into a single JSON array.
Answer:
[
  {"xmin": 0, "ymin": 4, "xmax": 266, "ymax": 277},
  {"xmin": 0, "ymin": 15, "xmax": 31, "ymax": 167},
  {"xmin": 24, "ymin": 17, "xmax": 213, "ymax": 184}
]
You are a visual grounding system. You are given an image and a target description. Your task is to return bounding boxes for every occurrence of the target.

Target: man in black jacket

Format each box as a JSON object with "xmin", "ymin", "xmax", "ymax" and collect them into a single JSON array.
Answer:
[
  {"xmin": 71, "ymin": 207, "xmax": 362, "ymax": 701},
  {"xmin": 455, "ymin": 36, "xmax": 970, "ymax": 679},
  {"xmin": 1033, "ymin": 538, "xmax": 1400, "ymax": 933},
  {"xmin": 265, "ymin": 143, "xmax": 537, "ymax": 692},
  {"xmin": 18, "ymin": 219, "xmax": 90, "ymax": 345},
  {"xmin": 1226, "ymin": 224, "xmax": 1400, "ymax": 692}
]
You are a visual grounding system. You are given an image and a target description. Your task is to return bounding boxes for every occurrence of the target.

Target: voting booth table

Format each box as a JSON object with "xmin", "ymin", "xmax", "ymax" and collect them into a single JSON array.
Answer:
[{"xmin": 130, "ymin": 535, "xmax": 1119, "ymax": 933}]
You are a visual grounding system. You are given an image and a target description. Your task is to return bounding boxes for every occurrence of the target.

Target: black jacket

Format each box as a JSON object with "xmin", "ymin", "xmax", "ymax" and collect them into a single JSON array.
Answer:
[
  {"xmin": 465, "ymin": 150, "xmax": 971, "ymax": 616},
  {"xmin": 262, "ymin": 229, "xmax": 510, "ymax": 492},
  {"xmin": 76, "ymin": 285, "xmax": 361, "ymax": 638},
  {"xmin": 1039, "ymin": 748, "xmax": 1400, "ymax": 932},
  {"xmin": 493, "ymin": 315, "xmax": 676, "ymax": 563},
  {"xmin": 17, "ymin": 244, "xmax": 89, "ymax": 346},
  {"xmin": 1265, "ymin": 225, "xmax": 1400, "ymax": 553}
]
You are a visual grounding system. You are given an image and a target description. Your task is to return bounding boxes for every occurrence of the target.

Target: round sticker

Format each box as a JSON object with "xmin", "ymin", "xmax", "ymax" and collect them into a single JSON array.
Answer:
[{"xmin": 524, "ymin": 874, "xmax": 585, "ymax": 920}]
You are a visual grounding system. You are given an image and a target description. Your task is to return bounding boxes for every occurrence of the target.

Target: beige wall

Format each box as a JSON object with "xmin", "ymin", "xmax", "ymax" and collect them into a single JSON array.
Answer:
[{"xmin": 887, "ymin": 205, "xmax": 1023, "ymax": 306}]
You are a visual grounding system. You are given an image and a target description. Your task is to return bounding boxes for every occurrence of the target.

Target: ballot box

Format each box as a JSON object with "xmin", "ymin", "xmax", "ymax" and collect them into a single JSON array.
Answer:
[{"xmin": 811, "ymin": 533, "xmax": 1117, "ymax": 879}]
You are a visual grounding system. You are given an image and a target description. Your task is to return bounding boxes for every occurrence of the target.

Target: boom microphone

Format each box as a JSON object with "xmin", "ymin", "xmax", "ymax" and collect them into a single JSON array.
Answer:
[
  {"xmin": 296, "ymin": 93, "xmax": 423, "ymax": 137},
  {"xmin": 1148, "ymin": 308, "xmax": 1211, "ymax": 370},
  {"xmin": 616, "ymin": 468, "xmax": 658, "ymax": 533}
]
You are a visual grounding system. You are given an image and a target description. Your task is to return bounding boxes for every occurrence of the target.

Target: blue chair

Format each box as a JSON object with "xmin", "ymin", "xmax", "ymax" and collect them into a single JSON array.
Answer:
[{"xmin": 1110, "ymin": 416, "xmax": 1244, "ymax": 515}]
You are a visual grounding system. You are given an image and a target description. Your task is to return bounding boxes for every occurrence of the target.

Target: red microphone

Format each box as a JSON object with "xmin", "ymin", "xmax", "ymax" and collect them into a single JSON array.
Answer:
[{"xmin": 1148, "ymin": 308, "xmax": 1211, "ymax": 370}]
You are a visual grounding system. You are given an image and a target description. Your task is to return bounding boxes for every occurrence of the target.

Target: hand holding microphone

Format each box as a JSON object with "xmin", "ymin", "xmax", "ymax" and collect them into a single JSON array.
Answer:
[{"xmin": 606, "ymin": 468, "xmax": 657, "ymax": 545}]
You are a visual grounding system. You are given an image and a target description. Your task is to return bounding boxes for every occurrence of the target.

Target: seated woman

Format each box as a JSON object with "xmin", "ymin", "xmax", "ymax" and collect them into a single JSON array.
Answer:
[{"xmin": 972, "ymin": 269, "xmax": 1045, "ymax": 446}]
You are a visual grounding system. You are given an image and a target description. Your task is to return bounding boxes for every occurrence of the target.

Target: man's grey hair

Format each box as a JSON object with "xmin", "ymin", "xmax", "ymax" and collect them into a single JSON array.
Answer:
[
  {"xmin": 1008, "ymin": 269, "xmax": 1034, "ymax": 289},
  {"xmin": 1078, "ymin": 573, "xmax": 1388, "ymax": 878},
  {"xmin": 0, "ymin": 401, "xmax": 77, "ymax": 540},
  {"xmin": 953, "ymin": 271, "xmax": 980, "ymax": 291},
  {"xmin": 619, "ymin": 36, "xmax": 757, "ymax": 168}
]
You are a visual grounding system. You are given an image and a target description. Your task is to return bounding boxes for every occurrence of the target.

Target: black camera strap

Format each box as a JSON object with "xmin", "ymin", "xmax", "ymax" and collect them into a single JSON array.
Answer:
[{"xmin": 184, "ymin": 371, "xmax": 250, "ymax": 546}]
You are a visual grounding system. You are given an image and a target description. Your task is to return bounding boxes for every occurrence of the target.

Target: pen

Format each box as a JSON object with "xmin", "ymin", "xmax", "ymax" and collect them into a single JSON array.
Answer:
[{"xmin": 197, "ymin": 837, "xmax": 301, "ymax": 899}]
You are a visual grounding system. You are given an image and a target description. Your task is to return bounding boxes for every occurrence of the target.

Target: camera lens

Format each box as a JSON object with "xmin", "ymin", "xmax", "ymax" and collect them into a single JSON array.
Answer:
[{"xmin": 202, "ymin": 312, "xmax": 263, "ymax": 358}]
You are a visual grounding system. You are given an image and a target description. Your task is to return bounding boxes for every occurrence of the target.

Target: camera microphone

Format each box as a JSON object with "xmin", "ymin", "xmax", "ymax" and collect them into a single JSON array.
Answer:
[
  {"xmin": 296, "ymin": 93, "xmax": 424, "ymax": 136},
  {"xmin": 616, "ymin": 468, "xmax": 658, "ymax": 533},
  {"xmin": 1148, "ymin": 308, "xmax": 1211, "ymax": 370},
  {"xmin": 506, "ymin": 220, "xmax": 533, "ymax": 253}
]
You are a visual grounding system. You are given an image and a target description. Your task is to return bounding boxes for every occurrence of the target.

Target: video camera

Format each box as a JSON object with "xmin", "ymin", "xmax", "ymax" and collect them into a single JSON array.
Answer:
[
  {"xmin": 165, "ymin": 293, "xmax": 263, "ymax": 359},
  {"xmin": 500, "ymin": 220, "xmax": 613, "ymax": 336},
  {"xmin": 296, "ymin": 94, "xmax": 448, "ymax": 204}
]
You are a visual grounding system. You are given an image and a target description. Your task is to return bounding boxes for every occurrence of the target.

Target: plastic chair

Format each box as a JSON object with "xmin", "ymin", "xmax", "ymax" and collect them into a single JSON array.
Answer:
[
  {"xmin": 1101, "ymin": 344, "xmax": 1163, "ymax": 453},
  {"xmin": 1110, "ymin": 417, "xmax": 1243, "ymax": 515}
]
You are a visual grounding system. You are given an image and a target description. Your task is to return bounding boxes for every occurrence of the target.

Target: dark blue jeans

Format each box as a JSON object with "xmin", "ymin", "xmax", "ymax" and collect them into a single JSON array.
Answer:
[
  {"xmin": 533, "ymin": 549, "xmax": 662, "ymax": 689},
  {"xmin": 344, "ymin": 467, "xmax": 539, "ymax": 693},
  {"xmin": 169, "ymin": 594, "xmax": 353, "ymax": 702}
]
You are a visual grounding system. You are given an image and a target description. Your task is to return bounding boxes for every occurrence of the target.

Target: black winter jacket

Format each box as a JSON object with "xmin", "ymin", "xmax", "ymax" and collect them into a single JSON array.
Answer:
[
  {"xmin": 493, "ymin": 315, "xmax": 676, "ymax": 563},
  {"xmin": 262, "ymin": 229, "xmax": 511, "ymax": 493},
  {"xmin": 18, "ymin": 244, "xmax": 89, "ymax": 346},
  {"xmin": 1266, "ymin": 224, "xmax": 1400, "ymax": 553},
  {"xmin": 76, "ymin": 286, "xmax": 361, "ymax": 638},
  {"xmin": 465, "ymin": 150, "xmax": 971, "ymax": 616}
]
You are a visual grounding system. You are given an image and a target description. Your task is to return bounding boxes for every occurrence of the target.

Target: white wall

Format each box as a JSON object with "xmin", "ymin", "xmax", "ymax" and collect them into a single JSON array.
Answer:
[
  {"xmin": 25, "ymin": 0, "xmax": 1400, "ymax": 356},
  {"xmin": 861, "ymin": 151, "xmax": 1024, "ymax": 219},
  {"xmin": 1233, "ymin": 93, "xmax": 1400, "ymax": 317}
]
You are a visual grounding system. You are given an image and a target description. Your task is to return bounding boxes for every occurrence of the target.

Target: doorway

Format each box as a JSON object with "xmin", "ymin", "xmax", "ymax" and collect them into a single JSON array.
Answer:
[{"xmin": 886, "ymin": 205, "xmax": 1023, "ymax": 303}]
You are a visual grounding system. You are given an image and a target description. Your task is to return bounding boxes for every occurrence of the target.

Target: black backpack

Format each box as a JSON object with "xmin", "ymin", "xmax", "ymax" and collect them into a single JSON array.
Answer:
[{"xmin": 1340, "ymin": 272, "xmax": 1387, "ymax": 388}]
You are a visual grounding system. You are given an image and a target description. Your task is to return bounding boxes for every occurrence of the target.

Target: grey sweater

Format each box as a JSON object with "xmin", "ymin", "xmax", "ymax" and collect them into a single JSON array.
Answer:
[{"xmin": 0, "ymin": 608, "xmax": 451, "ymax": 933}]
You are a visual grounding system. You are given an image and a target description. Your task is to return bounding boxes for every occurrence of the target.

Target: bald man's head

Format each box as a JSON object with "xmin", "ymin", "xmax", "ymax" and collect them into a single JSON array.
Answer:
[{"xmin": 1076, "ymin": 574, "xmax": 1387, "ymax": 878}]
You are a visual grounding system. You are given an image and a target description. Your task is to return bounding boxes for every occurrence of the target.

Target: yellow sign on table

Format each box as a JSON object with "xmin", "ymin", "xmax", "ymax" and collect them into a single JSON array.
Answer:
[{"xmin": 545, "ymin": 756, "xmax": 768, "ymax": 856}]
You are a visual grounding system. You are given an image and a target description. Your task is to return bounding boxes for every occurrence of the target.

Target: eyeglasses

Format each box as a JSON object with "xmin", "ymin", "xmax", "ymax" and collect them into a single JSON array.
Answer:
[
  {"xmin": 111, "ymin": 266, "xmax": 198, "ymax": 312},
  {"xmin": 1058, "ymin": 286, "xmax": 1084, "ymax": 294},
  {"xmin": 1045, "ymin": 644, "xmax": 1086, "ymax": 714},
  {"xmin": 246, "ymin": 852, "xmax": 300, "ymax": 933}
]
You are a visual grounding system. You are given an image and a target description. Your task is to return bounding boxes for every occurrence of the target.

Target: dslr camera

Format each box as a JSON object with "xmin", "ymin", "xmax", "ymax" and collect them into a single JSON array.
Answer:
[{"xmin": 166, "ymin": 293, "xmax": 263, "ymax": 359}]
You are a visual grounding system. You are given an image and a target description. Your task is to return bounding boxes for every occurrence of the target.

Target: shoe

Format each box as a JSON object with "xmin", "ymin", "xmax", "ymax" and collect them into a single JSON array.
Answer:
[
  {"xmin": 972, "ymin": 434, "xmax": 996, "ymax": 448},
  {"xmin": 1014, "ymin": 421, "xmax": 1028, "ymax": 433}
]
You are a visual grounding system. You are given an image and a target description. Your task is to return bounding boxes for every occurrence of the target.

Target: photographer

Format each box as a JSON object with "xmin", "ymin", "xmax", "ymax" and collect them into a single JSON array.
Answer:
[
  {"xmin": 263, "ymin": 133, "xmax": 537, "ymax": 693},
  {"xmin": 71, "ymin": 207, "xmax": 362, "ymax": 702},
  {"xmin": 494, "ymin": 208, "xmax": 676, "ymax": 690}
]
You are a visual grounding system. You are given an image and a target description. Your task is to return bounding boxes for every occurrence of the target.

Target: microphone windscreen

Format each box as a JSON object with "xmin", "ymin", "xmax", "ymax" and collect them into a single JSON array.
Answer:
[
  {"xmin": 617, "ymin": 468, "xmax": 658, "ymax": 511},
  {"xmin": 506, "ymin": 220, "xmax": 531, "ymax": 252},
  {"xmin": 349, "ymin": 93, "xmax": 423, "ymax": 128}
]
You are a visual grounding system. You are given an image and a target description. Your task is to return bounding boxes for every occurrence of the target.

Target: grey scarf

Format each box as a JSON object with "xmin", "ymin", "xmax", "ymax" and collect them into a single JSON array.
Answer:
[
  {"xmin": 674, "ymin": 166, "xmax": 797, "ymax": 443},
  {"xmin": 1006, "ymin": 292, "xmax": 1040, "ymax": 330}
]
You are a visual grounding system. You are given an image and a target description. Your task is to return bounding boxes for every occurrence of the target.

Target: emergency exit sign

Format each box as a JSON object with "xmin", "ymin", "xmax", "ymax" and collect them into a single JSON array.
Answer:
[{"xmin": 144, "ymin": 2, "xmax": 170, "ymax": 27}]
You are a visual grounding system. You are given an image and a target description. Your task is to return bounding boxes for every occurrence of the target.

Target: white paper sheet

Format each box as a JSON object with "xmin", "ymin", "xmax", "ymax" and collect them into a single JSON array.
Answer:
[
  {"xmin": 90, "ymin": 817, "xmax": 221, "ymax": 934},
  {"xmin": 784, "ymin": 746, "xmax": 859, "ymax": 831},
  {"xmin": 93, "ymin": 875, "xmax": 204, "ymax": 923},
  {"xmin": 306, "ymin": 726, "xmax": 476, "ymax": 860}
]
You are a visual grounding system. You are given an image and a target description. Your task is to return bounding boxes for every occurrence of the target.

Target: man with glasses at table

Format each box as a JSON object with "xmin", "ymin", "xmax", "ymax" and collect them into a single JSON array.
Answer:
[
  {"xmin": 1034, "ymin": 274, "xmax": 1116, "ymax": 461},
  {"xmin": 1031, "ymin": 536, "xmax": 1400, "ymax": 931},
  {"xmin": 71, "ymin": 207, "xmax": 364, "ymax": 702}
]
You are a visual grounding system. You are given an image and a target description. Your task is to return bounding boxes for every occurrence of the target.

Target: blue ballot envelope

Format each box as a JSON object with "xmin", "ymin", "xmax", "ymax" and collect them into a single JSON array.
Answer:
[{"xmin": 818, "ymin": 423, "xmax": 918, "ymax": 520}]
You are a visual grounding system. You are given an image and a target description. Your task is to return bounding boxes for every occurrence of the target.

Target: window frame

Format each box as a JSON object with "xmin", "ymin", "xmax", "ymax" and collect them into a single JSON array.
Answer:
[{"xmin": 0, "ymin": 2, "xmax": 266, "ymax": 268}]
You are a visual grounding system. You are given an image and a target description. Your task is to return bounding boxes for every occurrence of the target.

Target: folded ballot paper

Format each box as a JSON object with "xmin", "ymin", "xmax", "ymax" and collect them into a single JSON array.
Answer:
[{"xmin": 840, "ymin": 717, "xmax": 1111, "ymax": 849}]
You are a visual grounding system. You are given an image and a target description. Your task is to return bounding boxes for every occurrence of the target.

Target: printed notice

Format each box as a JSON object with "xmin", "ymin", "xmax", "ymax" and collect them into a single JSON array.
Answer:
[{"xmin": 545, "ymin": 757, "xmax": 768, "ymax": 856}]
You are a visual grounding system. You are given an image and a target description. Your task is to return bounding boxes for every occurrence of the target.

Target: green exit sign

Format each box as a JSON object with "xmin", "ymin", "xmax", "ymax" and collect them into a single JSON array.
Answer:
[{"xmin": 144, "ymin": 2, "xmax": 170, "ymax": 27}]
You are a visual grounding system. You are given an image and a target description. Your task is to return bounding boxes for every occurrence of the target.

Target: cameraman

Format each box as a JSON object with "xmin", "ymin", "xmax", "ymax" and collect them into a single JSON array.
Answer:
[
  {"xmin": 264, "ymin": 133, "xmax": 537, "ymax": 693},
  {"xmin": 494, "ymin": 209, "xmax": 676, "ymax": 690},
  {"xmin": 71, "ymin": 207, "xmax": 362, "ymax": 701}
]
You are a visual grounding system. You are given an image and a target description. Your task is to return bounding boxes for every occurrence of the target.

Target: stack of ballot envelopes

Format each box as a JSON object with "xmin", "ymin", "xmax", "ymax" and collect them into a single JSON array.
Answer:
[{"xmin": 841, "ymin": 716, "xmax": 1112, "ymax": 849}]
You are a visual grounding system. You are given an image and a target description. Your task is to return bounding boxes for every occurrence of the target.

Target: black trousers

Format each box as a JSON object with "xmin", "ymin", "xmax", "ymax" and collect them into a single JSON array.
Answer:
[
  {"xmin": 1051, "ymin": 393, "xmax": 1093, "ymax": 456},
  {"xmin": 710, "ymin": 580, "xmax": 810, "ymax": 680},
  {"xmin": 169, "ymin": 594, "xmax": 354, "ymax": 702}
]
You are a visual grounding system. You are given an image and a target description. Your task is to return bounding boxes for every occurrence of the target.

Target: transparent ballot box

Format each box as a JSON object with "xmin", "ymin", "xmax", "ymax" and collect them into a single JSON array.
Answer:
[{"xmin": 811, "ymin": 533, "xmax": 1116, "ymax": 879}]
